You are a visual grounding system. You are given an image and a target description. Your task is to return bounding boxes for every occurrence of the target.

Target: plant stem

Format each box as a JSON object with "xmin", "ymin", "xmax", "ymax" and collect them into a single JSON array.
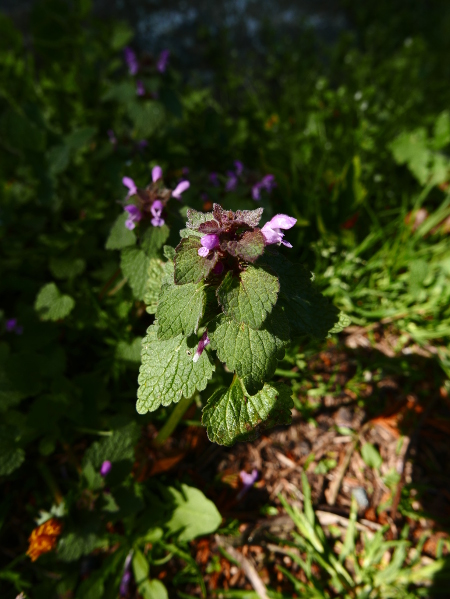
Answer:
[{"xmin": 153, "ymin": 394, "xmax": 195, "ymax": 446}]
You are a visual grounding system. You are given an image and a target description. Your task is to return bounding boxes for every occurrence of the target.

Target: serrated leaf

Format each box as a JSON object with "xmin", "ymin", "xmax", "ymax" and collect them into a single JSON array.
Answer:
[
  {"xmin": 209, "ymin": 310, "xmax": 289, "ymax": 395},
  {"xmin": 174, "ymin": 237, "xmax": 218, "ymax": 285},
  {"xmin": 121, "ymin": 247, "xmax": 152, "ymax": 300},
  {"xmin": 156, "ymin": 282, "xmax": 206, "ymax": 340},
  {"xmin": 128, "ymin": 100, "xmax": 165, "ymax": 137},
  {"xmin": 165, "ymin": 483, "xmax": 222, "ymax": 542},
  {"xmin": 35, "ymin": 283, "xmax": 75, "ymax": 321},
  {"xmin": 141, "ymin": 224, "xmax": 170, "ymax": 257},
  {"xmin": 202, "ymin": 378, "xmax": 293, "ymax": 446},
  {"xmin": 225, "ymin": 229, "xmax": 265, "ymax": 263},
  {"xmin": 262, "ymin": 253, "xmax": 339, "ymax": 339},
  {"xmin": 186, "ymin": 208, "xmax": 214, "ymax": 229},
  {"xmin": 105, "ymin": 213, "xmax": 136, "ymax": 250},
  {"xmin": 328, "ymin": 311, "xmax": 351, "ymax": 335},
  {"xmin": 217, "ymin": 264, "xmax": 279, "ymax": 329},
  {"xmin": 137, "ymin": 325, "xmax": 215, "ymax": 413}
]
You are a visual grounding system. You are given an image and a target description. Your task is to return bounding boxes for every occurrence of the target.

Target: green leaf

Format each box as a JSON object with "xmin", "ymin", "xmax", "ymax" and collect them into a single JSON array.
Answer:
[
  {"xmin": 165, "ymin": 483, "xmax": 222, "ymax": 542},
  {"xmin": 389, "ymin": 128, "xmax": 431, "ymax": 185},
  {"xmin": 137, "ymin": 325, "xmax": 215, "ymax": 413},
  {"xmin": 262, "ymin": 253, "xmax": 339, "ymax": 339},
  {"xmin": 143, "ymin": 258, "xmax": 166, "ymax": 313},
  {"xmin": 128, "ymin": 100, "xmax": 165, "ymax": 137},
  {"xmin": 202, "ymin": 378, "xmax": 293, "ymax": 446},
  {"xmin": 121, "ymin": 247, "xmax": 152, "ymax": 300},
  {"xmin": 0, "ymin": 427, "xmax": 25, "ymax": 476},
  {"xmin": 209, "ymin": 310, "xmax": 289, "ymax": 395},
  {"xmin": 132, "ymin": 548, "xmax": 149, "ymax": 585},
  {"xmin": 328, "ymin": 311, "xmax": 351, "ymax": 335},
  {"xmin": 141, "ymin": 224, "xmax": 170, "ymax": 257},
  {"xmin": 361, "ymin": 443, "xmax": 382, "ymax": 469},
  {"xmin": 185, "ymin": 208, "xmax": 214, "ymax": 230},
  {"xmin": 217, "ymin": 264, "xmax": 279, "ymax": 329},
  {"xmin": 115, "ymin": 338, "xmax": 142, "ymax": 363},
  {"xmin": 57, "ymin": 531, "xmax": 101, "ymax": 562},
  {"xmin": 156, "ymin": 282, "xmax": 206, "ymax": 340},
  {"xmin": 49, "ymin": 257, "xmax": 86, "ymax": 279},
  {"xmin": 163, "ymin": 245, "xmax": 176, "ymax": 260},
  {"xmin": 174, "ymin": 237, "xmax": 218, "ymax": 285},
  {"xmin": 35, "ymin": 283, "xmax": 75, "ymax": 321},
  {"xmin": 225, "ymin": 229, "xmax": 265, "ymax": 263},
  {"xmin": 83, "ymin": 423, "xmax": 140, "ymax": 469},
  {"xmin": 105, "ymin": 213, "xmax": 136, "ymax": 250},
  {"xmin": 433, "ymin": 111, "xmax": 450, "ymax": 149}
]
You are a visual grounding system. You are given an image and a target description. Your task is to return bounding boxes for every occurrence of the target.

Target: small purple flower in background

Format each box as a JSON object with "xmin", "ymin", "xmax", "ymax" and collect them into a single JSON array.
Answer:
[
  {"xmin": 172, "ymin": 180, "xmax": 190, "ymax": 200},
  {"xmin": 124, "ymin": 205, "xmax": 142, "ymax": 230},
  {"xmin": 198, "ymin": 233, "xmax": 220, "ymax": 257},
  {"xmin": 137, "ymin": 140, "xmax": 148, "ymax": 151},
  {"xmin": 120, "ymin": 551, "xmax": 133, "ymax": 597},
  {"xmin": 193, "ymin": 331, "xmax": 210, "ymax": 363},
  {"xmin": 151, "ymin": 200, "xmax": 165, "ymax": 227},
  {"xmin": 123, "ymin": 46, "xmax": 138, "ymax": 76},
  {"xmin": 122, "ymin": 176, "xmax": 137, "ymax": 198},
  {"xmin": 152, "ymin": 165, "xmax": 163, "ymax": 182},
  {"xmin": 234, "ymin": 160, "xmax": 244, "ymax": 176},
  {"xmin": 181, "ymin": 166, "xmax": 190, "ymax": 178},
  {"xmin": 261, "ymin": 214, "xmax": 297, "ymax": 248},
  {"xmin": 252, "ymin": 174, "xmax": 277, "ymax": 200},
  {"xmin": 136, "ymin": 80, "xmax": 145, "ymax": 96},
  {"xmin": 157, "ymin": 49, "xmax": 170, "ymax": 73},
  {"xmin": 209, "ymin": 172, "xmax": 220, "ymax": 187},
  {"xmin": 5, "ymin": 318, "xmax": 23, "ymax": 334},
  {"xmin": 107, "ymin": 129, "xmax": 117, "ymax": 145},
  {"xmin": 237, "ymin": 469, "xmax": 259, "ymax": 500},
  {"xmin": 100, "ymin": 461, "xmax": 112, "ymax": 477},
  {"xmin": 225, "ymin": 171, "xmax": 238, "ymax": 192}
]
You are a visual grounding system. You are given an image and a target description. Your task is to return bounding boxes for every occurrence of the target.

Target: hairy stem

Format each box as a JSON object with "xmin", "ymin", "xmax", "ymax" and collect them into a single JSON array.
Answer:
[{"xmin": 153, "ymin": 394, "xmax": 195, "ymax": 446}]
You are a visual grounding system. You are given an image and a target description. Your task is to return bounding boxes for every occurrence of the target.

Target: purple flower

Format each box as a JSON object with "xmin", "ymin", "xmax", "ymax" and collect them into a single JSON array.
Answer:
[
  {"xmin": 182, "ymin": 167, "xmax": 190, "ymax": 176},
  {"xmin": 100, "ymin": 461, "xmax": 112, "ymax": 477},
  {"xmin": 124, "ymin": 204, "xmax": 142, "ymax": 230},
  {"xmin": 252, "ymin": 174, "xmax": 277, "ymax": 200},
  {"xmin": 237, "ymin": 469, "xmax": 259, "ymax": 500},
  {"xmin": 5, "ymin": 318, "xmax": 23, "ymax": 334},
  {"xmin": 193, "ymin": 331, "xmax": 210, "ymax": 363},
  {"xmin": 261, "ymin": 214, "xmax": 297, "ymax": 248},
  {"xmin": 157, "ymin": 49, "xmax": 170, "ymax": 73},
  {"xmin": 120, "ymin": 551, "xmax": 133, "ymax": 596},
  {"xmin": 150, "ymin": 200, "xmax": 165, "ymax": 227},
  {"xmin": 209, "ymin": 172, "xmax": 220, "ymax": 187},
  {"xmin": 260, "ymin": 174, "xmax": 276, "ymax": 192},
  {"xmin": 137, "ymin": 140, "xmax": 148, "ymax": 151},
  {"xmin": 107, "ymin": 129, "xmax": 117, "ymax": 145},
  {"xmin": 234, "ymin": 160, "xmax": 244, "ymax": 176},
  {"xmin": 172, "ymin": 180, "xmax": 190, "ymax": 199},
  {"xmin": 225, "ymin": 171, "xmax": 238, "ymax": 192},
  {"xmin": 152, "ymin": 165, "xmax": 163, "ymax": 182},
  {"xmin": 198, "ymin": 234, "xmax": 220, "ymax": 257},
  {"xmin": 122, "ymin": 176, "xmax": 137, "ymax": 198},
  {"xmin": 5, "ymin": 318, "xmax": 18, "ymax": 332},
  {"xmin": 136, "ymin": 80, "xmax": 145, "ymax": 96},
  {"xmin": 123, "ymin": 47, "xmax": 138, "ymax": 76}
]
